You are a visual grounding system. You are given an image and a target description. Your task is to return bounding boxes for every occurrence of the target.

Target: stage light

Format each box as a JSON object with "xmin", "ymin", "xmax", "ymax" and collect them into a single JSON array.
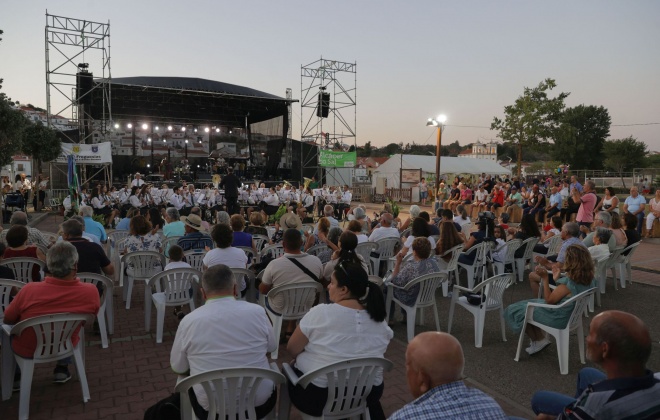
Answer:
[
  {"xmin": 215, "ymin": 128, "xmax": 220, "ymax": 133},
  {"xmin": 194, "ymin": 127, "xmax": 198, "ymax": 132},
  {"xmin": 167, "ymin": 125, "xmax": 173, "ymax": 131},
  {"xmin": 197, "ymin": 165, "xmax": 200, "ymax": 168},
  {"xmin": 155, "ymin": 126, "xmax": 159, "ymax": 131},
  {"xmin": 163, "ymin": 138, "xmax": 167, "ymax": 143},
  {"xmin": 185, "ymin": 139, "xmax": 189, "ymax": 144},
  {"xmin": 114, "ymin": 123, "xmax": 119, "ymax": 129},
  {"xmin": 127, "ymin": 123, "xmax": 133, "ymax": 129},
  {"xmin": 147, "ymin": 164, "xmax": 151, "ymax": 168},
  {"xmin": 147, "ymin": 137, "xmax": 152, "ymax": 142},
  {"xmin": 229, "ymin": 130, "xmax": 232, "ymax": 134},
  {"xmin": 142, "ymin": 123, "xmax": 148, "ymax": 130},
  {"xmin": 181, "ymin": 126, "xmax": 186, "ymax": 132},
  {"xmin": 204, "ymin": 127, "xmax": 210, "ymax": 133}
]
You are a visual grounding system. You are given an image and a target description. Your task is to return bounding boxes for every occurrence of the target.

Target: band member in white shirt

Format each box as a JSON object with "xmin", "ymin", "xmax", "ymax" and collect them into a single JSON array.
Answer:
[
  {"xmin": 131, "ymin": 172, "xmax": 145, "ymax": 188},
  {"xmin": 260, "ymin": 187, "xmax": 281, "ymax": 216},
  {"xmin": 288, "ymin": 186, "xmax": 300, "ymax": 207},
  {"xmin": 137, "ymin": 184, "xmax": 153, "ymax": 214},
  {"xmin": 168, "ymin": 186, "xmax": 185, "ymax": 211},
  {"xmin": 300, "ymin": 187, "xmax": 314, "ymax": 214},
  {"xmin": 128, "ymin": 186, "xmax": 142, "ymax": 210},
  {"xmin": 336, "ymin": 184, "xmax": 352, "ymax": 220},
  {"xmin": 91, "ymin": 186, "xmax": 120, "ymax": 227}
]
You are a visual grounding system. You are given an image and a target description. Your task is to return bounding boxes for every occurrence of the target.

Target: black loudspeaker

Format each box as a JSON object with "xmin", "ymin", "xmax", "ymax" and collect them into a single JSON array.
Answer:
[
  {"xmin": 316, "ymin": 92, "xmax": 330, "ymax": 118},
  {"xmin": 76, "ymin": 71, "xmax": 94, "ymax": 105}
]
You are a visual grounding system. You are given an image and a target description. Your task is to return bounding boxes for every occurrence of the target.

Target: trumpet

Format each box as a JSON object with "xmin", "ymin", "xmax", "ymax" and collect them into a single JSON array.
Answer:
[{"xmin": 283, "ymin": 180, "xmax": 293, "ymax": 189}]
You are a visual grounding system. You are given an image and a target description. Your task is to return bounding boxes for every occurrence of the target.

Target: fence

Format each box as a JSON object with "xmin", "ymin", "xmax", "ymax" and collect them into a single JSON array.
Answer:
[
  {"xmin": 351, "ymin": 185, "xmax": 373, "ymax": 203},
  {"xmin": 384, "ymin": 188, "xmax": 412, "ymax": 204}
]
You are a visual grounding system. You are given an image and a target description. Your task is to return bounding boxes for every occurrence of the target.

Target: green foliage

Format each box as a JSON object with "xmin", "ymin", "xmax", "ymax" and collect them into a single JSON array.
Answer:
[
  {"xmin": 644, "ymin": 154, "xmax": 660, "ymax": 168},
  {"xmin": 603, "ymin": 137, "xmax": 648, "ymax": 187},
  {"xmin": 0, "ymin": 96, "xmax": 27, "ymax": 167},
  {"xmin": 386, "ymin": 197, "xmax": 400, "ymax": 218},
  {"xmin": 268, "ymin": 205, "xmax": 287, "ymax": 224},
  {"xmin": 491, "ymin": 78, "xmax": 570, "ymax": 178},
  {"xmin": 92, "ymin": 213, "xmax": 107, "ymax": 227},
  {"xmin": 552, "ymin": 105, "xmax": 610, "ymax": 169},
  {"xmin": 22, "ymin": 122, "xmax": 61, "ymax": 163}
]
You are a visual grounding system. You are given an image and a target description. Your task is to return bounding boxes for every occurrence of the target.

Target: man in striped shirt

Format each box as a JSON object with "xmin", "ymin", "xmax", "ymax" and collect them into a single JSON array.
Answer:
[{"xmin": 532, "ymin": 310, "xmax": 660, "ymax": 419}]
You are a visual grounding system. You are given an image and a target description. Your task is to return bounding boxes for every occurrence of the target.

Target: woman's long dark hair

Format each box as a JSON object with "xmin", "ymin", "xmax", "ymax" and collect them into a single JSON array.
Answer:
[
  {"xmin": 333, "ymin": 261, "xmax": 386, "ymax": 323},
  {"xmin": 411, "ymin": 217, "xmax": 430, "ymax": 238},
  {"xmin": 519, "ymin": 214, "xmax": 541, "ymax": 237},
  {"xmin": 336, "ymin": 231, "xmax": 362, "ymax": 266}
]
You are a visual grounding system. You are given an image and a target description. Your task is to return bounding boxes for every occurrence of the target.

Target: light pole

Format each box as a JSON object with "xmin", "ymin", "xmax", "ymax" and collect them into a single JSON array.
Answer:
[
  {"xmin": 147, "ymin": 136, "xmax": 154, "ymax": 171},
  {"xmin": 184, "ymin": 138, "xmax": 189, "ymax": 160},
  {"xmin": 427, "ymin": 114, "xmax": 447, "ymax": 195}
]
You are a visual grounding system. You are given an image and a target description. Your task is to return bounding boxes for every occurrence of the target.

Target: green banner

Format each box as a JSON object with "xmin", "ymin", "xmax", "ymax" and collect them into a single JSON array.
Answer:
[{"xmin": 319, "ymin": 150, "xmax": 356, "ymax": 168}]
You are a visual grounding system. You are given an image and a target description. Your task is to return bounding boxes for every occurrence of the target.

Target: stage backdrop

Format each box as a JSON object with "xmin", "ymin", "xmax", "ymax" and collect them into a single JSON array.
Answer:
[{"xmin": 54, "ymin": 142, "xmax": 113, "ymax": 164}]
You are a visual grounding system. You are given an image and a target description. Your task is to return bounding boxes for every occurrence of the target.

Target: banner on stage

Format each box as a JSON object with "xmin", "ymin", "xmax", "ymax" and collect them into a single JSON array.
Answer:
[
  {"xmin": 54, "ymin": 142, "xmax": 113, "ymax": 164},
  {"xmin": 319, "ymin": 150, "xmax": 356, "ymax": 168}
]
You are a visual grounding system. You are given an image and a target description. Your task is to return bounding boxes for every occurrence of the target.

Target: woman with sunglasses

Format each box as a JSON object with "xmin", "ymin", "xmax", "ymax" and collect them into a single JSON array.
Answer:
[{"xmin": 287, "ymin": 261, "xmax": 392, "ymax": 420}]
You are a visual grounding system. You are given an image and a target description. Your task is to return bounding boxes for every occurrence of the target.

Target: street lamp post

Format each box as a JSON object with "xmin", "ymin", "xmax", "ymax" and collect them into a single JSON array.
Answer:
[
  {"xmin": 147, "ymin": 136, "xmax": 154, "ymax": 172},
  {"xmin": 184, "ymin": 138, "xmax": 189, "ymax": 160},
  {"xmin": 426, "ymin": 115, "xmax": 447, "ymax": 195}
]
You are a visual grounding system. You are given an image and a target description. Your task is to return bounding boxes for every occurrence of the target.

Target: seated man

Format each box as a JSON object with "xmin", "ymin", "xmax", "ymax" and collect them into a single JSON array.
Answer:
[
  {"xmin": 390, "ymin": 332, "xmax": 507, "ymax": 419},
  {"xmin": 4, "ymin": 242, "xmax": 100, "ymax": 383},
  {"xmin": 62, "ymin": 218, "xmax": 114, "ymax": 278},
  {"xmin": 259, "ymin": 229, "xmax": 323, "ymax": 315},
  {"xmin": 79, "ymin": 205, "xmax": 108, "ymax": 243},
  {"xmin": 145, "ymin": 264, "xmax": 277, "ymax": 419},
  {"xmin": 545, "ymin": 186, "xmax": 563, "ymax": 225},
  {"xmin": 9, "ymin": 211, "xmax": 50, "ymax": 248},
  {"xmin": 531, "ymin": 310, "xmax": 660, "ymax": 419},
  {"xmin": 581, "ymin": 211, "xmax": 617, "ymax": 252},
  {"xmin": 176, "ymin": 214, "xmax": 213, "ymax": 251}
]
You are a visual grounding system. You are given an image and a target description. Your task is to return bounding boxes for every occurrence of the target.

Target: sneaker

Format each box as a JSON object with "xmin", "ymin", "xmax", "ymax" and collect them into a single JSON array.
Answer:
[
  {"xmin": 525, "ymin": 338, "xmax": 551, "ymax": 355},
  {"xmin": 53, "ymin": 365, "xmax": 71, "ymax": 384}
]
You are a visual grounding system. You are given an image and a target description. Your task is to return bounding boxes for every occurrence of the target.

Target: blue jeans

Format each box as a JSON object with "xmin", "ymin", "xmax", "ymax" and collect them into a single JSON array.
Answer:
[
  {"xmin": 635, "ymin": 212, "xmax": 644, "ymax": 235},
  {"xmin": 531, "ymin": 367, "xmax": 606, "ymax": 415}
]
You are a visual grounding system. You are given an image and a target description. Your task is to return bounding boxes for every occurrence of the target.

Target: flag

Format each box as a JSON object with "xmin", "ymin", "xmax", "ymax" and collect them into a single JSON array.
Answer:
[{"xmin": 67, "ymin": 155, "xmax": 80, "ymax": 214}]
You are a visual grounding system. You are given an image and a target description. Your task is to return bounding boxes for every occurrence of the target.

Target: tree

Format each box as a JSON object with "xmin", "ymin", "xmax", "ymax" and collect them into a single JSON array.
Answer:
[
  {"xmin": 552, "ymin": 105, "xmax": 610, "ymax": 169},
  {"xmin": 0, "ymin": 28, "xmax": 27, "ymax": 166},
  {"xmin": 603, "ymin": 137, "xmax": 648, "ymax": 188},
  {"xmin": 491, "ymin": 78, "xmax": 569, "ymax": 178},
  {"xmin": 21, "ymin": 122, "xmax": 61, "ymax": 210}
]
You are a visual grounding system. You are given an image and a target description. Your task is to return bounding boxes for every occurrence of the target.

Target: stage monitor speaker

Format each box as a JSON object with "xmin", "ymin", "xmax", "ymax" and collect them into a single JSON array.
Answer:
[
  {"xmin": 316, "ymin": 92, "xmax": 330, "ymax": 118},
  {"xmin": 76, "ymin": 71, "xmax": 94, "ymax": 105}
]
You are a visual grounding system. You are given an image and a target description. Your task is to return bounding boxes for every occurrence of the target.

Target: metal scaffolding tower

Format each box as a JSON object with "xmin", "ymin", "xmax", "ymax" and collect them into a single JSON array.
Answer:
[
  {"xmin": 45, "ymin": 12, "xmax": 112, "ymax": 145},
  {"xmin": 300, "ymin": 57, "xmax": 356, "ymax": 182}
]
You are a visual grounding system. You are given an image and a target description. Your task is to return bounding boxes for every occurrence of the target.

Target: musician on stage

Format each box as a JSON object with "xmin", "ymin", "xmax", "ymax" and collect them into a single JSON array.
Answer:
[
  {"xmin": 131, "ymin": 172, "xmax": 145, "ymax": 188},
  {"xmin": 288, "ymin": 186, "xmax": 300, "ymax": 208},
  {"xmin": 300, "ymin": 186, "xmax": 314, "ymax": 214},
  {"xmin": 91, "ymin": 187, "xmax": 120, "ymax": 227},
  {"xmin": 168, "ymin": 186, "xmax": 185, "ymax": 212},
  {"xmin": 336, "ymin": 184, "xmax": 352, "ymax": 221},
  {"xmin": 137, "ymin": 184, "xmax": 153, "ymax": 215},
  {"xmin": 260, "ymin": 187, "xmax": 281, "ymax": 217},
  {"xmin": 117, "ymin": 184, "xmax": 132, "ymax": 217}
]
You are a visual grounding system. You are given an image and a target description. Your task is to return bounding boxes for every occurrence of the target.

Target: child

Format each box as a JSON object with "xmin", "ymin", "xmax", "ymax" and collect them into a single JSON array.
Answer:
[
  {"xmin": 164, "ymin": 245, "xmax": 191, "ymax": 270},
  {"xmin": 491, "ymin": 225, "xmax": 509, "ymax": 263}
]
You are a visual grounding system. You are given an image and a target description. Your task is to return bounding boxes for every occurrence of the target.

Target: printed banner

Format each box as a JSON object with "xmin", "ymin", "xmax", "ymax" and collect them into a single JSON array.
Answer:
[
  {"xmin": 319, "ymin": 150, "xmax": 356, "ymax": 168},
  {"xmin": 54, "ymin": 142, "xmax": 113, "ymax": 164}
]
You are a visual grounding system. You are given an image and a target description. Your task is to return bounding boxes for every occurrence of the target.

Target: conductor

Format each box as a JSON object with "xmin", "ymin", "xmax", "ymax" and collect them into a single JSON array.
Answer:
[{"xmin": 219, "ymin": 167, "xmax": 240, "ymax": 215}]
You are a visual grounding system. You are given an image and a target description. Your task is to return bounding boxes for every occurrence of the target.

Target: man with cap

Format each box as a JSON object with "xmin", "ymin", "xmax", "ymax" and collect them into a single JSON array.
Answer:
[
  {"xmin": 131, "ymin": 172, "xmax": 145, "ymax": 188},
  {"xmin": 176, "ymin": 214, "xmax": 213, "ymax": 251}
]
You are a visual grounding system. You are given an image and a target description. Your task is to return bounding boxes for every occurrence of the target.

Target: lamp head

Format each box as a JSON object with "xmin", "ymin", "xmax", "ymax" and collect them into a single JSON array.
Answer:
[{"xmin": 437, "ymin": 114, "xmax": 447, "ymax": 123}]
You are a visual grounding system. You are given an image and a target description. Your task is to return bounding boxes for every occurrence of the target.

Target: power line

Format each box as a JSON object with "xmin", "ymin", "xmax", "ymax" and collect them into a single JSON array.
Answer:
[{"xmin": 612, "ymin": 122, "xmax": 660, "ymax": 127}]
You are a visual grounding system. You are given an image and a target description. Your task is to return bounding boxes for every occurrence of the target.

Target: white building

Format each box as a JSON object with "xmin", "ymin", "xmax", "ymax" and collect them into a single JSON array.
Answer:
[{"xmin": 458, "ymin": 141, "xmax": 498, "ymax": 161}]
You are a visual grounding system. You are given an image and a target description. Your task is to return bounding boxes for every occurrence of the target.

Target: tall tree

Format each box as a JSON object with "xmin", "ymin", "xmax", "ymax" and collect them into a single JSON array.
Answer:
[
  {"xmin": 552, "ymin": 105, "xmax": 610, "ymax": 169},
  {"xmin": 491, "ymin": 78, "xmax": 569, "ymax": 178},
  {"xmin": 21, "ymin": 122, "xmax": 61, "ymax": 210},
  {"xmin": 0, "ymin": 28, "xmax": 27, "ymax": 166},
  {"xmin": 603, "ymin": 136, "xmax": 647, "ymax": 188}
]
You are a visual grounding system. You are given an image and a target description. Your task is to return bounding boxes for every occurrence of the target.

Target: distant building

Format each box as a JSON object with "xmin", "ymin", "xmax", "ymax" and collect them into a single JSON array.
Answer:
[
  {"xmin": 458, "ymin": 141, "xmax": 498, "ymax": 161},
  {"xmin": 356, "ymin": 157, "xmax": 389, "ymax": 178}
]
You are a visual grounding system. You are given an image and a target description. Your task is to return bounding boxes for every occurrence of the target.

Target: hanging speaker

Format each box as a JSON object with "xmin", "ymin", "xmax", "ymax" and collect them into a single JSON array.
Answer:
[
  {"xmin": 76, "ymin": 71, "xmax": 94, "ymax": 105},
  {"xmin": 316, "ymin": 92, "xmax": 330, "ymax": 118}
]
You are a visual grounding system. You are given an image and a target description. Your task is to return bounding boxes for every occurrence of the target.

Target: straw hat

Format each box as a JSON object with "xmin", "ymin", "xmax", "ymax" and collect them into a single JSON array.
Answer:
[
  {"xmin": 181, "ymin": 214, "xmax": 206, "ymax": 232},
  {"xmin": 280, "ymin": 213, "xmax": 302, "ymax": 230}
]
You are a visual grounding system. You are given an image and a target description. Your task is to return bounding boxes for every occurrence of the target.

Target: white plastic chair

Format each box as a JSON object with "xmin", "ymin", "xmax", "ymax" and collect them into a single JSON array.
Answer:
[
  {"xmin": 370, "ymin": 237, "xmax": 400, "ymax": 277},
  {"xmin": 162, "ymin": 235, "xmax": 183, "ymax": 258},
  {"xmin": 4, "ymin": 313, "xmax": 95, "ymax": 419},
  {"xmin": 0, "ymin": 257, "xmax": 45, "ymax": 283},
  {"xmin": 183, "ymin": 249, "xmax": 207, "ymax": 272},
  {"xmin": 174, "ymin": 366, "xmax": 285, "ymax": 420},
  {"xmin": 108, "ymin": 230, "xmax": 130, "ymax": 260},
  {"xmin": 616, "ymin": 242, "xmax": 641, "ymax": 288},
  {"xmin": 230, "ymin": 268, "xmax": 257, "ymax": 304},
  {"xmin": 263, "ymin": 281, "xmax": 323, "ymax": 359},
  {"xmin": 306, "ymin": 244, "xmax": 329, "ymax": 257},
  {"xmin": 355, "ymin": 242, "xmax": 378, "ymax": 275},
  {"xmin": 120, "ymin": 251, "xmax": 166, "ymax": 309},
  {"xmin": 281, "ymin": 357, "xmax": 393, "ymax": 420},
  {"xmin": 514, "ymin": 237, "xmax": 540, "ymax": 283},
  {"xmin": 0, "ymin": 279, "xmax": 25, "ymax": 401},
  {"xmin": 514, "ymin": 288, "xmax": 596, "ymax": 375},
  {"xmin": 260, "ymin": 244, "xmax": 285, "ymax": 261},
  {"xmin": 447, "ymin": 273, "xmax": 516, "ymax": 348},
  {"xmin": 146, "ymin": 268, "xmax": 201, "ymax": 344},
  {"xmin": 457, "ymin": 242, "xmax": 490, "ymax": 289},
  {"xmin": 237, "ymin": 246, "xmax": 259, "ymax": 266},
  {"xmin": 530, "ymin": 235, "xmax": 563, "ymax": 272},
  {"xmin": 385, "ymin": 272, "xmax": 448, "ymax": 342},
  {"xmin": 252, "ymin": 234, "xmax": 269, "ymax": 252},
  {"xmin": 591, "ymin": 256, "xmax": 609, "ymax": 311},
  {"xmin": 114, "ymin": 238, "xmax": 129, "ymax": 286},
  {"xmin": 603, "ymin": 246, "xmax": 625, "ymax": 293},
  {"xmin": 436, "ymin": 244, "xmax": 463, "ymax": 297},
  {"xmin": 490, "ymin": 239, "xmax": 522, "ymax": 276},
  {"xmin": 78, "ymin": 273, "xmax": 114, "ymax": 349}
]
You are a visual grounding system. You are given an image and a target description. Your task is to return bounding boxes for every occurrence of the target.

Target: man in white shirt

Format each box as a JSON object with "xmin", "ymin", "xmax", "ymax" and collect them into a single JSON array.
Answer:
[
  {"xmin": 259, "ymin": 229, "xmax": 323, "ymax": 315},
  {"xmin": 131, "ymin": 172, "xmax": 145, "ymax": 188},
  {"xmin": 147, "ymin": 264, "xmax": 277, "ymax": 419},
  {"xmin": 368, "ymin": 213, "xmax": 400, "ymax": 242},
  {"xmin": 168, "ymin": 186, "xmax": 184, "ymax": 210},
  {"xmin": 336, "ymin": 185, "xmax": 352, "ymax": 221}
]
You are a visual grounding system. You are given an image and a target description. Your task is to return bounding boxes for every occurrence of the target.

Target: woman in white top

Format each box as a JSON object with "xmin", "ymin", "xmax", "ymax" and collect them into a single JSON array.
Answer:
[
  {"xmin": 202, "ymin": 224, "xmax": 247, "ymax": 291},
  {"xmin": 399, "ymin": 217, "xmax": 436, "ymax": 257},
  {"xmin": 287, "ymin": 260, "xmax": 392, "ymax": 420},
  {"xmin": 595, "ymin": 187, "xmax": 620, "ymax": 214},
  {"xmin": 321, "ymin": 231, "xmax": 370, "ymax": 283},
  {"xmin": 645, "ymin": 189, "xmax": 660, "ymax": 237},
  {"xmin": 453, "ymin": 204, "xmax": 472, "ymax": 231},
  {"xmin": 128, "ymin": 186, "xmax": 141, "ymax": 209},
  {"xmin": 609, "ymin": 212, "xmax": 628, "ymax": 247}
]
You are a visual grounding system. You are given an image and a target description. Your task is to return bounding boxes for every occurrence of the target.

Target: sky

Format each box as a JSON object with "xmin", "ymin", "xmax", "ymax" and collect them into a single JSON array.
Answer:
[{"xmin": 1, "ymin": 1, "xmax": 659, "ymax": 152}]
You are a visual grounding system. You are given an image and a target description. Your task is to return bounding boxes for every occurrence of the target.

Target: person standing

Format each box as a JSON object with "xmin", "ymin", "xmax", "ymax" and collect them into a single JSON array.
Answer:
[
  {"xmin": 131, "ymin": 172, "xmax": 145, "ymax": 188},
  {"xmin": 220, "ymin": 167, "xmax": 240, "ymax": 215},
  {"xmin": 572, "ymin": 180, "xmax": 597, "ymax": 235},
  {"xmin": 418, "ymin": 178, "xmax": 428, "ymax": 207}
]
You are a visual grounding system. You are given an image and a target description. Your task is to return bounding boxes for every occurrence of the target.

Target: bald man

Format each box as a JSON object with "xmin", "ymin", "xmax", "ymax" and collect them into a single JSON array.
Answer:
[
  {"xmin": 390, "ymin": 332, "xmax": 507, "ymax": 419},
  {"xmin": 532, "ymin": 310, "xmax": 660, "ymax": 419}
]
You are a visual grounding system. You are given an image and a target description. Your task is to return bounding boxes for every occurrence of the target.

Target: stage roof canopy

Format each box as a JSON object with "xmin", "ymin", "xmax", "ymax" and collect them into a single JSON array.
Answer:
[{"xmin": 89, "ymin": 76, "xmax": 293, "ymax": 127}]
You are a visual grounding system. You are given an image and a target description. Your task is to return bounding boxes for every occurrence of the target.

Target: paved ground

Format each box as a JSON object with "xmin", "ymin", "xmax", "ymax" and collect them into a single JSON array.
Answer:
[{"xmin": 0, "ymin": 207, "xmax": 658, "ymax": 419}]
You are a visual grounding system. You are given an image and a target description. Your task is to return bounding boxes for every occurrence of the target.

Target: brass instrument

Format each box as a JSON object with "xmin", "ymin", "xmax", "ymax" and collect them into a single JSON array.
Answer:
[
  {"xmin": 303, "ymin": 177, "xmax": 312, "ymax": 190},
  {"xmin": 212, "ymin": 174, "xmax": 221, "ymax": 189}
]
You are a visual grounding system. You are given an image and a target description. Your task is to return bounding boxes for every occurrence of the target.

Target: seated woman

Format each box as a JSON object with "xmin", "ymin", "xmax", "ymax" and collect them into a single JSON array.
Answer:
[
  {"xmin": 533, "ymin": 216, "xmax": 562, "ymax": 254},
  {"xmin": 435, "ymin": 221, "xmax": 464, "ymax": 269},
  {"xmin": 589, "ymin": 228, "xmax": 611, "ymax": 260},
  {"xmin": 321, "ymin": 231, "xmax": 370, "ymax": 284},
  {"xmin": 4, "ymin": 225, "xmax": 46, "ymax": 282},
  {"xmin": 388, "ymin": 237, "xmax": 440, "ymax": 311},
  {"xmin": 347, "ymin": 220, "xmax": 369, "ymax": 243},
  {"xmin": 244, "ymin": 212, "xmax": 268, "ymax": 237},
  {"xmin": 622, "ymin": 212, "xmax": 641, "ymax": 252},
  {"xmin": 304, "ymin": 217, "xmax": 330, "ymax": 251},
  {"xmin": 287, "ymin": 261, "xmax": 392, "ymax": 420},
  {"xmin": 511, "ymin": 214, "xmax": 541, "ymax": 259},
  {"xmin": 316, "ymin": 227, "xmax": 342, "ymax": 264},
  {"xmin": 147, "ymin": 207, "xmax": 165, "ymax": 232},
  {"xmin": 115, "ymin": 207, "xmax": 139, "ymax": 231},
  {"xmin": 202, "ymin": 224, "xmax": 247, "ymax": 291},
  {"xmin": 609, "ymin": 212, "xmax": 628, "ymax": 248},
  {"xmin": 124, "ymin": 215, "xmax": 162, "ymax": 253},
  {"xmin": 458, "ymin": 216, "xmax": 495, "ymax": 265},
  {"xmin": 504, "ymin": 245, "xmax": 594, "ymax": 354},
  {"xmin": 230, "ymin": 214, "xmax": 256, "ymax": 253},
  {"xmin": 398, "ymin": 217, "xmax": 436, "ymax": 257},
  {"xmin": 452, "ymin": 204, "xmax": 471, "ymax": 232},
  {"xmin": 398, "ymin": 204, "xmax": 421, "ymax": 232}
]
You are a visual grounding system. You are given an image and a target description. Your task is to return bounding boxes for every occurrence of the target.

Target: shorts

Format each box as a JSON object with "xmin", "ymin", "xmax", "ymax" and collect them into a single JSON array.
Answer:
[{"xmin": 420, "ymin": 191, "xmax": 428, "ymax": 199}]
